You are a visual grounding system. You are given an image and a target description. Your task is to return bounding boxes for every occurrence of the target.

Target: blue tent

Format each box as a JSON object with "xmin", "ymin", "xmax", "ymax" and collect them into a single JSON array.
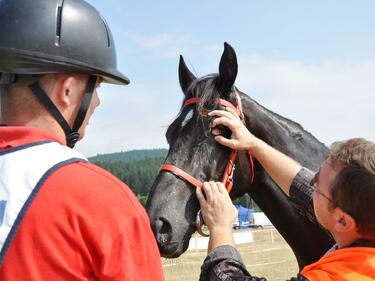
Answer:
[{"xmin": 234, "ymin": 204, "xmax": 255, "ymax": 229}]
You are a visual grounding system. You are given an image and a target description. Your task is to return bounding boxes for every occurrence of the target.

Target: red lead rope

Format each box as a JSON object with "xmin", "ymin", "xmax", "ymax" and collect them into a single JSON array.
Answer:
[{"xmin": 160, "ymin": 92, "xmax": 255, "ymax": 193}]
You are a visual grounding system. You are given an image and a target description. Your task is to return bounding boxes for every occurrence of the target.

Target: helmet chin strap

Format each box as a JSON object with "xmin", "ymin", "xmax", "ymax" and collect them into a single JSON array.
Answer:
[{"xmin": 29, "ymin": 75, "xmax": 97, "ymax": 148}]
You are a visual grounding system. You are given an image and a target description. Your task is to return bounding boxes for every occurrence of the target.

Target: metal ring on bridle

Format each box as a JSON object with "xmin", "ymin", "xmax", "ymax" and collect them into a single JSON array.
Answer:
[{"xmin": 195, "ymin": 210, "xmax": 210, "ymax": 237}]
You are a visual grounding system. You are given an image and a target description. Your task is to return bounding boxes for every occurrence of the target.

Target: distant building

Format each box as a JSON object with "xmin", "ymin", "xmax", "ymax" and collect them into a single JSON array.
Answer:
[
  {"xmin": 233, "ymin": 204, "xmax": 255, "ymax": 229},
  {"xmin": 233, "ymin": 205, "xmax": 273, "ymax": 229}
]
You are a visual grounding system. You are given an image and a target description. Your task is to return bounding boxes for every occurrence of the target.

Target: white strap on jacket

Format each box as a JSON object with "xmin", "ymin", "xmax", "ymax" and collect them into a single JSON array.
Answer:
[{"xmin": 0, "ymin": 141, "xmax": 87, "ymax": 255}]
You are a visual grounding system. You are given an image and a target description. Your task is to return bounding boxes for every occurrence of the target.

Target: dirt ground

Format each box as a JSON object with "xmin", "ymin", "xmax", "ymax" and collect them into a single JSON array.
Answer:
[{"xmin": 162, "ymin": 228, "xmax": 299, "ymax": 281}]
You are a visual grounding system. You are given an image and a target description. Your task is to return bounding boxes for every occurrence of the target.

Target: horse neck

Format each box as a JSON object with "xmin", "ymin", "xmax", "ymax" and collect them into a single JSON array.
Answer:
[
  {"xmin": 235, "ymin": 93, "xmax": 335, "ymax": 268},
  {"xmin": 239, "ymin": 92, "xmax": 327, "ymax": 171}
]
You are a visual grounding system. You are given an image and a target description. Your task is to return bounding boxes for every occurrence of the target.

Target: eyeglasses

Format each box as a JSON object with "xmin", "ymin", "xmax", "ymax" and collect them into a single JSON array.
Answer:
[
  {"xmin": 310, "ymin": 184, "xmax": 332, "ymax": 202},
  {"xmin": 310, "ymin": 171, "xmax": 333, "ymax": 202}
]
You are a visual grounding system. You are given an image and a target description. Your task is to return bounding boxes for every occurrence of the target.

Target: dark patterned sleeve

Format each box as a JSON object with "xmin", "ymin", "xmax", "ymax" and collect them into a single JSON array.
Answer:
[
  {"xmin": 199, "ymin": 245, "xmax": 309, "ymax": 281},
  {"xmin": 199, "ymin": 245, "xmax": 266, "ymax": 281},
  {"xmin": 289, "ymin": 167, "xmax": 317, "ymax": 224}
]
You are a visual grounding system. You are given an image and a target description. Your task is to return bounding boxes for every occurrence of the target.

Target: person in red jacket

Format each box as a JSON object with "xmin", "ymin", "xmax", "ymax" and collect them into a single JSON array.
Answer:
[
  {"xmin": 197, "ymin": 107, "xmax": 375, "ymax": 281},
  {"xmin": 0, "ymin": 1, "xmax": 164, "ymax": 280}
]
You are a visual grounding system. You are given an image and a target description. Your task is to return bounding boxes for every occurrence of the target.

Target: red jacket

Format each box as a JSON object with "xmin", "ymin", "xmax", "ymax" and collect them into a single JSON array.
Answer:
[{"xmin": 0, "ymin": 126, "xmax": 164, "ymax": 281}]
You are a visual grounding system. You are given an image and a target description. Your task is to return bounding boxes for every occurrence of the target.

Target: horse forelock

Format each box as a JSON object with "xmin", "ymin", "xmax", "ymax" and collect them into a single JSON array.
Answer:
[{"xmin": 184, "ymin": 74, "xmax": 238, "ymax": 117}]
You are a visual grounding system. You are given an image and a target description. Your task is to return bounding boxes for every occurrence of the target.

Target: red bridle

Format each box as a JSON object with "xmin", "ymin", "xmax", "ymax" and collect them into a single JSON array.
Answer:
[{"xmin": 159, "ymin": 93, "xmax": 255, "ymax": 193}]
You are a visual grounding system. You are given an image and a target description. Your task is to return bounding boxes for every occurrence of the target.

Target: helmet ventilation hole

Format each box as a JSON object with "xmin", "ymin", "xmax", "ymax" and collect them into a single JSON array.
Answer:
[{"xmin": 55, "ymin": 0, "xmax": 65, "ymax": 46}]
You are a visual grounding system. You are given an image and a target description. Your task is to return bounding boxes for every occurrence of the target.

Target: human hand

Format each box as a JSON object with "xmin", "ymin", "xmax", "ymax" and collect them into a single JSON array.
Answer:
[
  {"xmin": 196, "ymin": 181, "xmax": 238, "ymax": 233},
  {"xmin": 209, "ymin": 107, "xmax": 256, "ymax": 150}
]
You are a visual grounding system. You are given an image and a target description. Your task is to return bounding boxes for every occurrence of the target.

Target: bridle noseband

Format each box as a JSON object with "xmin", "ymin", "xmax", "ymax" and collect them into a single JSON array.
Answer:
[{"xmin": 159, "ymin": 93, "xmax": 255, "ymax": 236}]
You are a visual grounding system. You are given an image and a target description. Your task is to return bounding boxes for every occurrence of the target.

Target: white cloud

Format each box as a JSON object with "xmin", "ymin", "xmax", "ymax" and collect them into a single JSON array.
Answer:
[
  {"xmin": 119, "ymin": 31, "xmax": 228, "ymax": 66},
  {"xmin": 125, "ymin": 31, "xmax": 194, "ymax": 59},
  {"xmin": 236, "ymin": 54, "xmax": 375, "ymax": 146}
]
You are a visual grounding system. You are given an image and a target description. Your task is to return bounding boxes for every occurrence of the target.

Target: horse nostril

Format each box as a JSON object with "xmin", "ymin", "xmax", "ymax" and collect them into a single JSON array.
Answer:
[
  {"xmin": 153, "ymin": 219, "xmax": 163, "ymax": 232},
  {"xmin": 152, "ymin": 218, "xmax": 172, "ymax": 244}
]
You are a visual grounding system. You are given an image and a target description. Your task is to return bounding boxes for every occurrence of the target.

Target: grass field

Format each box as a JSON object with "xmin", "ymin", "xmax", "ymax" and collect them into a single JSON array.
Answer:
[{"xmin": 162, "ymin": 228, "xmax": 299, "ymax": 281}]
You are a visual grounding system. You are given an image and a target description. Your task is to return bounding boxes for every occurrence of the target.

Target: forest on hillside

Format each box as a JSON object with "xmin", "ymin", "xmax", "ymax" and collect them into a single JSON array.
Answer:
[
  {"xmin": 90, "ymin": 148, "xmax": 167, "ymax": 163},
  {"xmin": 90, "ymin": 149, "xmax": 167, "ymax": 205},
  {"xmin": 90, "ymin": 149, "xmax": 259, "ymax": 209}
]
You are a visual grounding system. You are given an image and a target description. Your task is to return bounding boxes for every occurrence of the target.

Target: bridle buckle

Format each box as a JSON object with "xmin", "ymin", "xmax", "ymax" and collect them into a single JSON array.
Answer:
[{"xmin": 227, "ymin": 163, "xmax": 235, "ymax": 182}]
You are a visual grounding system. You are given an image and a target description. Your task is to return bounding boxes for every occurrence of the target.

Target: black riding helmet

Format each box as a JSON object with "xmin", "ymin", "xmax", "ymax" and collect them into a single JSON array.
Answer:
[{"xmin": 0, "ymin": 0, "xmax": 129, "ymax": 147}]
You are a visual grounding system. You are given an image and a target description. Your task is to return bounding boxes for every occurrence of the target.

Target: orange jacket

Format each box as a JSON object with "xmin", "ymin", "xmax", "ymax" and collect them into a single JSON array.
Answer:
[{"xmin": 300, "ymin": 246, "xmax": 375, "ymax": 281}]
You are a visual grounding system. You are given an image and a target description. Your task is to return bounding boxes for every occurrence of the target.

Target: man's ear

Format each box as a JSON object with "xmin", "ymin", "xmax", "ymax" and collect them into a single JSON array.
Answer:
[
  {"xmin": 54, "ymin": 75, "xmax": 82, "ymax": 107},
  {"xmin": 333, "ymin": 208, "xmax": 356, "ymax": 233}
]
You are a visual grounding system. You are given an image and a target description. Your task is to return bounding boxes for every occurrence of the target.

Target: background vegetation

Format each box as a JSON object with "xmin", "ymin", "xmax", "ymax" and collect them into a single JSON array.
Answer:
[
  {"xmin": 90, "ymin": 149, "xmax": 167, "ymax": 205},
  {"xmin": 90, "ymin": 149, "xmax": 259, "ymax": 209}
]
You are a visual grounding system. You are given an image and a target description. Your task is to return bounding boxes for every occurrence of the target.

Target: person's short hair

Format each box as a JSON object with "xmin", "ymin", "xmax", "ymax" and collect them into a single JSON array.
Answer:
[
  {"xmin": 328, "ymin": 138, "xmax": 375, "ymax": 174},
  {"xmin": 0, "ymin": 74, "xmax": 87, "ymax": 119},
  {"xmin": 327, "ymin": 138, "xmax": 375, "ymax": 236}
]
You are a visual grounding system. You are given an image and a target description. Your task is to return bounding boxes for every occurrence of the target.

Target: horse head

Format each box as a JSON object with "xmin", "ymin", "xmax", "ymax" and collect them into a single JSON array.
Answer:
[{"xmin": 146, "ymin": 43, "xmax": 246, "ymax": 257}]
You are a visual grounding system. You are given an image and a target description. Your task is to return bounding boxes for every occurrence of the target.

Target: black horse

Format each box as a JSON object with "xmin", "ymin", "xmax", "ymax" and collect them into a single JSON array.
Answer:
[{"xmin": 146, "ymin": 43, "xmax": 334, "ymax": 268}]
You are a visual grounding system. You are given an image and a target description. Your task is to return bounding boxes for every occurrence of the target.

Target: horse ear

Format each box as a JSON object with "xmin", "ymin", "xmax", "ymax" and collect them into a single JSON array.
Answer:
[
  {"xmin": 218, "ymin": 42, "xmax": 238, "ymax": 95},
  {"xmin": 179, "ymin": 55, "xmax": 196, "ymax": 94}
]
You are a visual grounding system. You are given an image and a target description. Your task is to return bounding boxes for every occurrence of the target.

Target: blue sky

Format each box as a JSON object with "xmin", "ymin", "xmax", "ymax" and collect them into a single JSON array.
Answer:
[{"xmin": 76, "ymin": 1, "xmax": 375, "ymax": 157}]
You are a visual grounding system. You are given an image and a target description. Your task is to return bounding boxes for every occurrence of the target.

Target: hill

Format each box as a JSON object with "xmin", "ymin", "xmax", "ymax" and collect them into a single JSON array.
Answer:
[
  {"xmin": 89, "ymin": 148, "xmax": 168, "ymax": 163},
  {"xmin": 89, "ymin": 149, "xmax": 168, "ymax": 205}
]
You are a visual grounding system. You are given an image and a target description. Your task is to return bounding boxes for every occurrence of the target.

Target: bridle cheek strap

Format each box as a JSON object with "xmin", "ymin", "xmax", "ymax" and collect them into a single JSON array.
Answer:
[
  {"xmin": 221, "ymin": 150, "xmax": 237, "ymax": 193},
  {"xmin": 220, "ymin": 150, "xmax": 255, "ymax": 193}
]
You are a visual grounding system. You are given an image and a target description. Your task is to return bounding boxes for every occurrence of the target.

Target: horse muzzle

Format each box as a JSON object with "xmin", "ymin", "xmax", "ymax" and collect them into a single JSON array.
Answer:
[{"xmin": 151, "ymin": 217, "xmax": 184, "ymax": 257}]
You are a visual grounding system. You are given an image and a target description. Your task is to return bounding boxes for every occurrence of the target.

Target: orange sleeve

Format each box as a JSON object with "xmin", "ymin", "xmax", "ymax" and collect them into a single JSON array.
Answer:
[{"xmin": 300, "ymin": 247, "xmax": 375, "ymax": 281}]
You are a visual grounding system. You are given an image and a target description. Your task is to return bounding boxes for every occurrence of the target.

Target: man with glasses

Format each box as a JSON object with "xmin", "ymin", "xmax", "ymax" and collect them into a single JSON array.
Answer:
[{"xmin": 197, "ymin": 107, "xmax": 375, "ymax": 280}]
